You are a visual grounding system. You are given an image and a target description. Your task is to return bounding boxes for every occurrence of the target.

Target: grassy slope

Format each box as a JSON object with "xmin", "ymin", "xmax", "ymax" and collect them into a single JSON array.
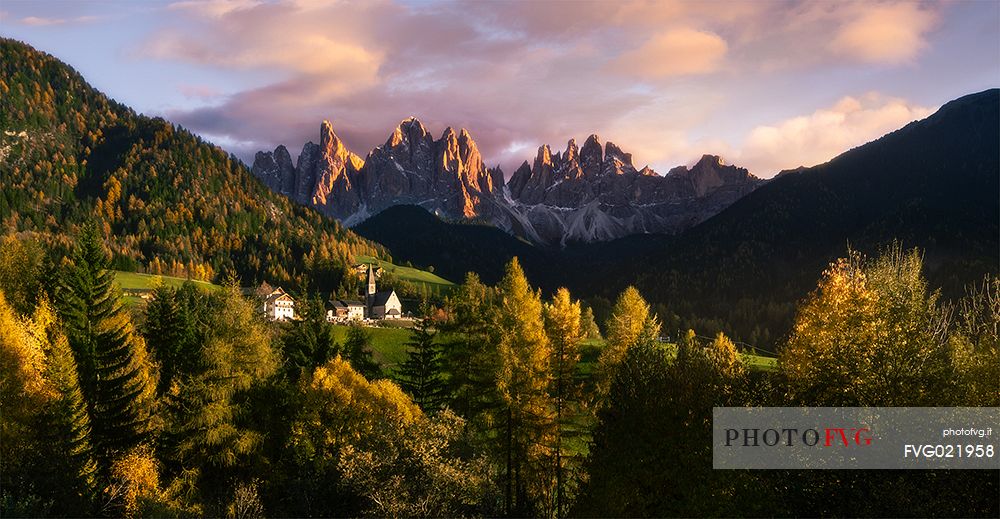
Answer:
[
  {"xmin": 345, "ymin": 326, "xmax": 777, "ymax": 377},
  {"xmin": 115, "ymin": 271, "xmax": 221, "ymax": 291},
  {"xmin": 355, "ymin": 254, "xmax": 455, "ymax": 291},
  {"xmin": 331, "ymin": 324, "xmax": 414, "ymax": 374}
]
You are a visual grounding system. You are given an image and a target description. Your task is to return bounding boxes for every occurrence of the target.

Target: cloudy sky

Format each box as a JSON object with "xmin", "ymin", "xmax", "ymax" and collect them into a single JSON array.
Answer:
[{"xmin": 2, "ymin": 0, "xmax": 997, "ymax": 177}]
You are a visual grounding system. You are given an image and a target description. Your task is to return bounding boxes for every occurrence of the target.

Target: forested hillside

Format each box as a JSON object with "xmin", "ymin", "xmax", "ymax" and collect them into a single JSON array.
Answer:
[{"xmin": 0, "ymin": 39, "xmax": 382, "ymax": 289}]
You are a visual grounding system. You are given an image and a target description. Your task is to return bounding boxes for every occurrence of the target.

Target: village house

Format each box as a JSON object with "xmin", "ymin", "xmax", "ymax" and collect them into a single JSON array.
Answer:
[
  {"xmin": 365, "ymin": 263, "xmax": 402, "ymax": 319},
  {"xmin": 253, "ymin": 282, "xmax": 296, "ymax": 321},
  {"xmin": 352, "ymin": 263, "xmax": 383, "ymax": 278},
  {"xmin": 327, "ymin": 299, "xmax": 365, "ymax": 322}
]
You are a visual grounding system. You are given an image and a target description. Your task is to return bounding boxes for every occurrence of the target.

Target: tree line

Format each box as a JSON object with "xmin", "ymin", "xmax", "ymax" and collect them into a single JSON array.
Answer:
[{"xmin": 1, "ymin": 227, "xmax": 997, "ymax": 517}]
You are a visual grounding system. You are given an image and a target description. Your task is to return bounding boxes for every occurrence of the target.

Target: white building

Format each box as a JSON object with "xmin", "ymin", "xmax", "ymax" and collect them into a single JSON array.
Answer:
[
  {"xmin": 328, "ymin": 299, "xmax": 365, "ymax": 321},
  {"xmin": 365, "ymin": 263, "xmax": 402, "ymax": 319},
  {"xmin": 369, "ymin": 290, "xmax": 402, "ymax": 319},
  {"xmin": 257, "ymin": 284, "xmax": 295, "ymax": 321}
]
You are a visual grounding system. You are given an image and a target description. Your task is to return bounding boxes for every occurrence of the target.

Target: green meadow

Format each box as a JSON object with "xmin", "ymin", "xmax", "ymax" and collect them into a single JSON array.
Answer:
[
  {"xmin": 344, "ymin": 325, "xmax": 778, "ymax": 376},
  {"xmin": 355, "ymin": 255, "xmax": 456, "ymax": 292}
]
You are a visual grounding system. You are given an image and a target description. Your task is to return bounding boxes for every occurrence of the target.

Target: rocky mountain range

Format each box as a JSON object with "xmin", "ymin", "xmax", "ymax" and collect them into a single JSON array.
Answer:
[{"xmin": 252, "ymin": 119, "xmax": 763, "ymax": 245}]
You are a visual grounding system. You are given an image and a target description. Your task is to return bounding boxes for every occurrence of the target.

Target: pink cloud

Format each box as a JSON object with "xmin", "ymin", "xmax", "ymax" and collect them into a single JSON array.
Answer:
[
  {"xmin": 177, "ymin": 84, "xmax": 223, "ymax": 99},
  {"xmin": 613, "ymin": 28, "xmax": 728, "ymax": 79},
  {"xmin": 19, "ymin": 14, "xmax": 102, "ymax": 26},
  {"xmin": 831, "ymin": 3, "xmax": 938, "ymax": 64},
  {"xmin": 738, "ymin": 93, "xmax": 935, "ymax": 177},
  {"xmin": 141, "ymin": 0, "xmax": 956, "ymax": 176},
  {"xmin": 167, "ymin": 0, "xmax": 263, "ymax": 18}
]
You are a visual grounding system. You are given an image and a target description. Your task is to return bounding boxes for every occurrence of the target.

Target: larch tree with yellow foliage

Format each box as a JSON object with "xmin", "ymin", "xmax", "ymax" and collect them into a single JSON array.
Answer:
[
  {"xmin": 288, "ymin": 356, "xmax": 486, "ymax": 517},
  {"xmin": 543, "ymin": 287, "xmax": 584, "ymax": 519},
  {"xmin": 493, "ymin": 257, "xmax": 556, "ymax": 517},
  {"xmin": 949, "ymin": 276, "xmax": 1000, "ymax": 406},
  {"xmin": 0, "ymin": 294, "xmax": 99, "ymax": 514},
  {"xmin": 166, "ymin": 282, "xmax": 279, "ymax": 507},
  {"xmin": 596, "ymin": 286, "xmax": 661, "ymax": 399},
  {"xmin": 781, "ymin": 246, "xmax": 956, "ymax": 406}
]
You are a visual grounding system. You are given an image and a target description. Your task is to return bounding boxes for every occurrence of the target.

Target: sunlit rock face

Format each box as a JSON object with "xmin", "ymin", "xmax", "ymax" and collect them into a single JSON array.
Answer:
[
  {"xmin": 253, "ymin": 118, "xmax": 507, "ymax": 226},
  {"xmin": 253, "ymin": 122, "xmax": 764, "ymax": 245}
]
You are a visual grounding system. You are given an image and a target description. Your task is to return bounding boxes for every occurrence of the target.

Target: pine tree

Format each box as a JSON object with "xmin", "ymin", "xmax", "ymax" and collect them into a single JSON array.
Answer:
[
  {"xmin": 543, "ymin": 288, "xmax": 584, "ymax": 518},
  {"xmin": 343, "ymin": 325, "xmax": 382, "ymax": 380},
  {"xmin": 54, "ymin": 223, "xmax": 157, "ymax": 463},
  {"xmin": 397, "ymin": 315, "xmax": 447, "ymax": 413}
]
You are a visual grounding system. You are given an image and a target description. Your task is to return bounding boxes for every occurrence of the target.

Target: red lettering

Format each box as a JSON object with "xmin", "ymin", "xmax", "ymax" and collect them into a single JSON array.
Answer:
[{"xmin": 824, "ymin": 428, "xmax": 849, "ymax": 447}]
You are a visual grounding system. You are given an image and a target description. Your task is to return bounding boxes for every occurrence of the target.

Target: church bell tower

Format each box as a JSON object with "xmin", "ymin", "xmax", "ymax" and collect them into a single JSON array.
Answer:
[{"xmin": 366, "ymin": 263, "xmax": 376, "ymax": 313}]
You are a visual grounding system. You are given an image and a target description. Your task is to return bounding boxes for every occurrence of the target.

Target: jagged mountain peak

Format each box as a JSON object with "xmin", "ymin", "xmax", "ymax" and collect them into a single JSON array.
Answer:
[
  {"xmin": 603, "ymin": 141, "xmax": 633, "ymax": 169},
  {"xmin": 254, "ymin": 118, "xmax": 763, "ymax": 246},
  {"xmin": 318, "ymin": 119, "xmax": 355, "ymax": 160},
  {"xmin": 697, "ymin": 154, "xmax": 723, "ymax": 167},
  {"xmin": 564, "ymin": 138, "xmax": 579, "ymax": 162},
  {"xmin": 498, "ymin": 133, "xmax": 763, "ymax": 243},
  {"xmin": 387, "ymin": 116, "xmax": 432, "ymax": 148},
  {"xmin": 535, "ymin": 144, "xmax": 553, "ymax": 164},
  {"xmin": 320, "ymin": 119, "xmax": 336, "ymax": 140}
]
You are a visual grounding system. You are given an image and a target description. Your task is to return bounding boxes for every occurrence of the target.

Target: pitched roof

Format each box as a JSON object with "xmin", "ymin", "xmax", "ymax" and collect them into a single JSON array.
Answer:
[
  {"xmin": 265, "ymin": 291, "xmax": 294, "ymax": 304},
  {"xmin": 371, "ymin": 289, "xmax": 397, "ymax": 307},
  {"xmin": 329, "ymin": 299, "xmax": 364, "ymax": 309}
]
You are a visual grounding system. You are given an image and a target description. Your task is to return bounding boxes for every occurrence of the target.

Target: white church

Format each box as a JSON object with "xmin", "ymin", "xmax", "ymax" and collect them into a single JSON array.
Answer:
[
  {"xmin": 327, "ymin": 264, "xmax": 402, "ymax": 321},
  {"xmin": 365, "ymin": 263, "xmax": 402, "ymax": 319}
]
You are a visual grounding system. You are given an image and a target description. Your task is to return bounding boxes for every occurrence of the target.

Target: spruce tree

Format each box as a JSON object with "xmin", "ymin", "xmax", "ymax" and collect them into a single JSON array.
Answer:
[
  {"xmin": 144, "ymin": 284, "xmax": 185, "ymax": 395},
  {"xmin": 397, "ymin": 315, "xmax": 447, "ymax": 412},
  {"xmin": 54, "ymin": 223, "xmax": 157, "ymax": 463},
  {"xmin": 0, "ymin": 294, "xmax": 99, "ymax": 514},
  {"xmin": 343, "ymin": 325, "xmax": 382, "ymax": 380},
  {"xmin": 282, "ymin": 294, "xmax": 339, "ymax": 379},
  {"xmin": 38, "ymin": 301, "xmax": 100, "ymax": 510}
]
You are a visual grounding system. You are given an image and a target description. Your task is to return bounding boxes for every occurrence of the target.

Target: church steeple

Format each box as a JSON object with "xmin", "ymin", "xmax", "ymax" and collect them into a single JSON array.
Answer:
[{"xmin": 367, "ymin": 263, "xmax": 376, "ymax": 298}]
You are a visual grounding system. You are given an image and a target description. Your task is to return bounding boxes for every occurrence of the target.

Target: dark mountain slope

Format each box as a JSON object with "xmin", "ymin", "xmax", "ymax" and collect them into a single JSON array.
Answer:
[
  {"xmin": 587, "ymin": 89, "xmax": 999, "ymax": 346},
  {"xmin": 354, "ymin": 204, "xmax": 552, "ymax": 286},
  {"xmin": 0, "ymin": 38, "xmax": 382, "ymax": 289}
]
